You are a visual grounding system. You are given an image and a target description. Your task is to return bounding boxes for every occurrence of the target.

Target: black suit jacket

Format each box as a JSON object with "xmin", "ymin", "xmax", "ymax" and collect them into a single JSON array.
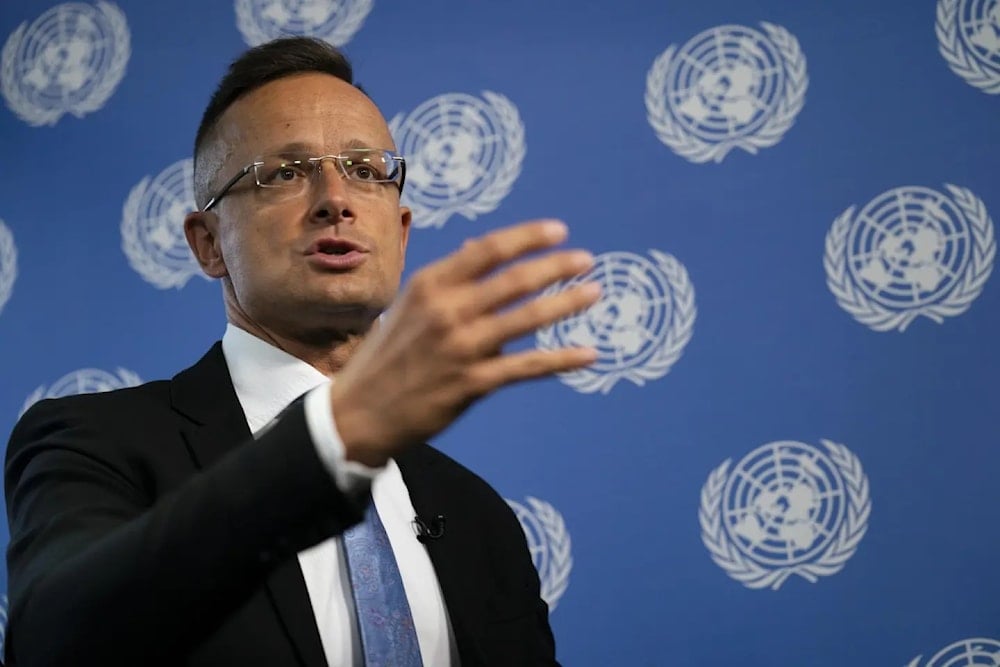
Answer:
[{"xmin": 3, "ymin": 343, "xmax": 557, "ymax": 666}]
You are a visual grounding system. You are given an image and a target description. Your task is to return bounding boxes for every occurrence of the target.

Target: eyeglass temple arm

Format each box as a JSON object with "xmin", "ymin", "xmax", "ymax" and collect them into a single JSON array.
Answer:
[{"xmin": 201, "ymin": 164, "xmax": 254, "ymax": 212}]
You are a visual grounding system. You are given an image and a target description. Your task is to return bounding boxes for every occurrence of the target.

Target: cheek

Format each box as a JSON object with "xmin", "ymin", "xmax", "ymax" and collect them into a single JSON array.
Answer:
[
  {"xmin": 234, "ymin": 211, "xmax": 291, "ymax": 254},
  {"xmin": 220, "ymin": 223, "xmax": 278, "ymax": 282},
  {"xmin": 377, "ymin": 209, "xmax": 407, "ymax": 259},
  {"xmin": 380, "ymin": 230, "xmax": 405, "ymax": 272}
]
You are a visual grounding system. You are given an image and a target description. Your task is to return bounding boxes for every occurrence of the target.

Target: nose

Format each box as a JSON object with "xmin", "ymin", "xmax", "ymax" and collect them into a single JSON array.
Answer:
[{"xmin": 307, "ymin": 162, "xmax": 355, "ymax": 224}]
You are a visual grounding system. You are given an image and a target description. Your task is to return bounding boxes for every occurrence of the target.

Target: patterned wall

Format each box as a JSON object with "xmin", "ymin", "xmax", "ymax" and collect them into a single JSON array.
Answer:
[{"xmin": 1, "ymin": 1, "xmax": 998, "ymax": 664}]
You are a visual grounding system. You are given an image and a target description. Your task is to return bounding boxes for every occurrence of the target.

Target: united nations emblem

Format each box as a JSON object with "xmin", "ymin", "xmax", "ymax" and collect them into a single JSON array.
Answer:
[
  {"xmin": 0, "ymin": 2, "xmax": 130, "ymax": 127},
  {"xmin": 700, "ymin": 439, "xmax": 870, "ymax": 590},
  {"xmin": 907, "ymin": 637, "xmax": 1000, "ymax": 667},
  {"xmin": 645, "ymin": 22, "xmax": 807, "ymax": 163},
  {"xmin": 21, "ymin": 367, "xmax": 142, "ymax": 416},
  {"xmin": 234, "ymin": 0, "xmax": 373, "ymax": 47},
  {"xmin": 536, "ymin": 250, "xmax": 695, "ymax": 395},
  {"xmin": 0, "ymin": 218, "xmax": 17, "ymax": 318},
  {"xmin": 825, "ymin": 184, "xmax": 995, "ymax": 332},
  {"xmin": 937, "ymin": 0, "xmax": 1000, "ymax": 94},
  {"xmin": 389, "ymin": 92, "xmax": 525, "ymax": 229},
  {"xmin": 506, "ymin": 496, "xmax": 572, "ymax": 611},
  {"xmin": 121, "ymin": 158, "xmax": 206, "ymax": 289}
]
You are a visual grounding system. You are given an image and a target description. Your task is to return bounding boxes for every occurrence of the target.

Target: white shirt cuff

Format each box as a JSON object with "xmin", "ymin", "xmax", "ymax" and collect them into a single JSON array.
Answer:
[{"xmin": 304, "ymin": 382, "xmax": 382, "ymax": 502}]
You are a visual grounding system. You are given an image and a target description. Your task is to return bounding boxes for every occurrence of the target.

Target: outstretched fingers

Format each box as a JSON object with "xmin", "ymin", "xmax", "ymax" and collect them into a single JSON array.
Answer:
[
  {"xmin": 466, "ymin": 346, "xmax": 599, "ymax": 395},
  {"xmin": 471, "ymin": 249, "xmax": 595, "ymax": 314},
  {"xmin": 458, "ymin": 280, "xmax": 601, "ymax": 358},
  {"xmin": 433, "ymin": 220, "xmax": 571, "ymax": 284}
]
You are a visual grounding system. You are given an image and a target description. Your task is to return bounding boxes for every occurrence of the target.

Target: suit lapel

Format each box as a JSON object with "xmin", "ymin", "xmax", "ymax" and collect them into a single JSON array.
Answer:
[
  {"xmin": 265, "ymin": 558, "xmax": 329, "ymax": 667},
  {"xmin": 170, "ymin": 342, "xmax": 251, "ymax": 469},
  {"xmin": 396, "ymin": 447, "xmax": 489, "ymax": 667},
  {"xmin": 170, "ymin": 343, "xmax": 328, "ymax": 667}
]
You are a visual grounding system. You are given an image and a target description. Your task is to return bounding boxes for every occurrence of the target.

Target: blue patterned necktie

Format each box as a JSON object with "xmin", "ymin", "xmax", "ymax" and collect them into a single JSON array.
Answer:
[{"xmin": 343, "ymin": 496, "xmax": 424, "ymax": 666}]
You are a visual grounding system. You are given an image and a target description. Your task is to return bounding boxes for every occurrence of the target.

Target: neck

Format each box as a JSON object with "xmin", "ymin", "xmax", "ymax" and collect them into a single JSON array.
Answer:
[{"xmin": 226, "ymin": 307, "xmax": 376, "ymax": 377}]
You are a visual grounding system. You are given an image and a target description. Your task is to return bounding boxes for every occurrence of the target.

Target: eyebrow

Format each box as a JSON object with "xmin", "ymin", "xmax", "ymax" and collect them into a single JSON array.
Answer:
[{"xmin": 264, "ymin": 138, "xmax": 389, "ymax": 157}]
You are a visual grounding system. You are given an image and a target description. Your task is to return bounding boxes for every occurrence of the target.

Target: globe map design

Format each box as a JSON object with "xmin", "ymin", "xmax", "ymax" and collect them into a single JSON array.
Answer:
[
  {"xmin": 959, "ymin": 0, "xmax": 1000, "ymax": 69},
  {"xmin": 548, "ymin": 253, "xmax": 674, "ymax": 373},
  {"xmin": 667, "ymin": 25, "xmax": 785, "ymax": 141},
  {"xmin": 397, "ymin": 94, "xmax": 505, "ymax": 207},
  {"xmin": 723, "ymin": 442, "xmax": 846, "ymax": 567},
  {"xmin": 19, "ymin": 6, "xmax": 109, "ymax": 105},
  {"xmin": 256, "ymin": 0, "xmax": 340, "ymax": 30},
  {"xmin": 847, "ymin": 187, "xmax": 970, "ymax": 309},
  {"xmin": 134, "ymin": 160, "xmax": 199, "ymax": 272}
]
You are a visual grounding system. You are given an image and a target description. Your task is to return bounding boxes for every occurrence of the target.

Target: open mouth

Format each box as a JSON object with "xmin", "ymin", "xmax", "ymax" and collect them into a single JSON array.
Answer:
[{"xmin": 312, "ymin": 239, "xmax": 362, "ymax": 256}]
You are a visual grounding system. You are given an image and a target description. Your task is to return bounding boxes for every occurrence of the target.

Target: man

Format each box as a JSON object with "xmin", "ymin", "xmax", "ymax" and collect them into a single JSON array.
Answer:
[{"xmin": 3, "ymin": 37, "xmax": 598, "ymax": 666}]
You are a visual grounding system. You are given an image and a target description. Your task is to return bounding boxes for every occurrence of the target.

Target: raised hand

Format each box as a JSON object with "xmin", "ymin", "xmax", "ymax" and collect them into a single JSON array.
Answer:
[{"xmin": 330, "ymin": 220, "xmax": 599, "ymax": 466}]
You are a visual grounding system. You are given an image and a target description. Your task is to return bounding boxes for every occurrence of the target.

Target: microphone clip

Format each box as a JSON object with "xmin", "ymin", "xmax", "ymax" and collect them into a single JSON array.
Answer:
[{"xmin": 412, "ymin": 514, "xmax": 446, "ymax": 543}]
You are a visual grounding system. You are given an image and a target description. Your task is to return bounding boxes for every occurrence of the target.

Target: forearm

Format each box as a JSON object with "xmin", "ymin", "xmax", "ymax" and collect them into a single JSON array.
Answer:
[{"xmin": 5, "ymin": 400, "xmax": 360, "ymax": 666}]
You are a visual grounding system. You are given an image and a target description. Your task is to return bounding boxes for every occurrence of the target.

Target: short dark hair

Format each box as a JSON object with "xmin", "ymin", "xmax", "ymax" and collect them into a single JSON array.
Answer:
[{"xmin": 193, "ymin": 36, "xmax": 358, "ymax": 159}]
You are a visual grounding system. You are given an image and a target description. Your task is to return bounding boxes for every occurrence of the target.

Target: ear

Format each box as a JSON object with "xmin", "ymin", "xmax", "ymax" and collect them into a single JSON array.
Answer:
[
  {"xmin": 398, "ymin": 206, "xmax": 412, "ymax": 270},
  {"xmin": 184, "ymin": 210, "xmax": 228, "ymax": 279}
]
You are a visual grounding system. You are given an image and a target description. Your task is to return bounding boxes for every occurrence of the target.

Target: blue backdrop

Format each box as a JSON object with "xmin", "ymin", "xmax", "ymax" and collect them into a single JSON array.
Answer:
[{"xmin": 1, "ymin": 1, "xmax": 998, "ymax": 665}]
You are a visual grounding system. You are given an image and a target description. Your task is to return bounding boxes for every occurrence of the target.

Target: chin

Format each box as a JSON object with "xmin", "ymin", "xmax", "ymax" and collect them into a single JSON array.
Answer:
[{"xmin": 316, "ymin": 290, "xmax": 388, "ymax": 317}]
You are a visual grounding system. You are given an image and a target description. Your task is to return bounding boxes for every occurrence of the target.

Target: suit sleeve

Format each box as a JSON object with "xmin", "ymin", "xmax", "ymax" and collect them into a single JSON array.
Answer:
[
  {"xmin": 3, "ymin": 396, "xmax": 363, "ymax": 667},
  {"xmin": 502, "ymin": 499, "xmax": 561, "ymax": 666}
]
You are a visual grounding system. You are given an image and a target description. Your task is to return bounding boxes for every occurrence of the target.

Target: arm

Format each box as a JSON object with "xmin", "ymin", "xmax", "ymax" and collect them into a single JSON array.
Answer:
[
  {"xmin": 499, "ymin": 504, "xmax": 560, "ymax": 666},
  {"xmin": 8, "ymin": 221, "xmax": 592, "ymax": 665},
  {"xmin": 4, "ymin": 396, "xmax": 361, "ymax": 667}
]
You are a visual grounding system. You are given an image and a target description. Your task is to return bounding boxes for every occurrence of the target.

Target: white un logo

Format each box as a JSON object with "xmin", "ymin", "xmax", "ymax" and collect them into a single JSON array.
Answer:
[
  {"xmin": 20, "ymin": 367, "xmax": 142, "ymax": 416},
  {"xmin": 121, "ymin": 158, "xmax": 206, "ymax": 289},
  {"xmin": 937, "ymin": 0, "xmax": 1000, "ymax": 94},
  {"xmin": 700, "ymin": 439, "xmax": 871, "ymax": 590},
  {"xmin": 645, "ymin": 22, "xmax": 807, "ymax": 163},
  {"xmin": 389, "ymin": 92, "xmax": 525, "ymax": 229},
  {"xmin": 536, "ymin": 250, "xmax": 695, "ymax": 395},
  {"xmin": 235, "ymin": 0, "xmax": 372, "ymax": 47},
  {"xmin": 506, "ymin": 497, "xmax": 572, "ymax": 611},
  {"xmin": 825, "ymin": 184, "xmax": 996, "ymax": 332},
  {"xmin": 907, "ymin": 638, "xmax": 1000, "ymax": 667},
  {"xmin": 0, "ymin": 218, "xmax": 17, "ymax": 318},
  {"xmin": 0, "ymin": 1, "xmax": 130, "ymax": 127}
]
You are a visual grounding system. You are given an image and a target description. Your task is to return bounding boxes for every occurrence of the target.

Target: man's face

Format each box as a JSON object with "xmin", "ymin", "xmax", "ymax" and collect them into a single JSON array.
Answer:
[{"xmin": 193, "ymin": 72, "xmax": 411, "ymax": 333}]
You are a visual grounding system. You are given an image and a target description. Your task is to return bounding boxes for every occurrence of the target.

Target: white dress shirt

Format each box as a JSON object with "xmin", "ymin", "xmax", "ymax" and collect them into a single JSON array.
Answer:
[{"xmin": 222, "ymin": 324, "xmax": 457, "ymax": 667}]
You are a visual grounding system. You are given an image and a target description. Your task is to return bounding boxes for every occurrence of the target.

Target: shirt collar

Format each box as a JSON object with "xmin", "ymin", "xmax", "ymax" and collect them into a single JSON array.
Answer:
[{"xmin": 221, "ymin": 323, "xmax": 329, "ymax": 434}]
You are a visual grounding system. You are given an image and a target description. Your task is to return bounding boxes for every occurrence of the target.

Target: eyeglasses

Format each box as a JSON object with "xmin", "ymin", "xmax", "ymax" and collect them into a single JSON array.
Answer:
[{"xmin": 201, "ymin": 148, "xmax": 406, "ymax": 212}]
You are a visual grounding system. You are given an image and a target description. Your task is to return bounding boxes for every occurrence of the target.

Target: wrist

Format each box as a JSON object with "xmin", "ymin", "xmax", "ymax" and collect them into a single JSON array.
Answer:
[{"xmin": 330, "ymin": 384, "xmax": 390, "ymax": 468}]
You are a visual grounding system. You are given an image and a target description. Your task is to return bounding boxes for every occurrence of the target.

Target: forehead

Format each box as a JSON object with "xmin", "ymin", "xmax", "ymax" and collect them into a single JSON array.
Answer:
[{"xmin": 216, "ymin": 72, "xmax": 395, "ymax": 160}]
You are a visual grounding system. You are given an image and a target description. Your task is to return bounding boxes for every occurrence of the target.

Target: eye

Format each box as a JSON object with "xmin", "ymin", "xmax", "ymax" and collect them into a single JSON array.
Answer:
[
  {"xmin": 277, "ymin": 166, "xmax": 300, "ymax": 181},
  {"xmin": 354, "ymin": 165, "xmax": 377, "ymax": 180},
  {"xmin": 345, "ymin": 160, "xmax": 387, "ymax": 182},
  {"xmin": 259, "ymin": 161, "xmax": 309, "ymax": 185}
]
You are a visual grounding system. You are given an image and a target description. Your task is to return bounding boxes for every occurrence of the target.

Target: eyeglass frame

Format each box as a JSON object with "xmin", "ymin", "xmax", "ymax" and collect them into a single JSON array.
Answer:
[{"xmin": 200, "ymin": 149, "xmax": 407, "ymax": 212}]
